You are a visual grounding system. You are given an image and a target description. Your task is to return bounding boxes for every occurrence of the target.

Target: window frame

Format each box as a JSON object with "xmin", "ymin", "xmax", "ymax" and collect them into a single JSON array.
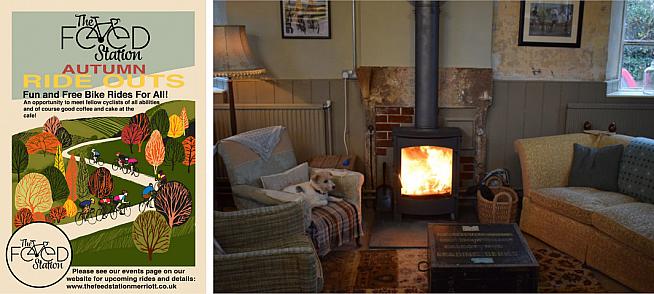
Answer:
[{"xmin": 617, "ymin": 0, "xmax": 654, "ymax": 93}]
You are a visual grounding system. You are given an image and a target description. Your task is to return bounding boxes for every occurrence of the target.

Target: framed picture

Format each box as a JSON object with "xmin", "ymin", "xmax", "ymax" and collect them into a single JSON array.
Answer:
[
  {"xmin": 518, "ymin": 0, "xmax": 584, "ymax": 48},
  {"xmin": 280, "ymin": 0, "xmax": 331, "ymax": 39}
]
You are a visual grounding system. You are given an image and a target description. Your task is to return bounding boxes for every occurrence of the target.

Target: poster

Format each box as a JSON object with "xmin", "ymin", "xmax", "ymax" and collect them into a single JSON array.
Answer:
[{"xmin": 0, "ymin": 1, "xmax": 207, "ymax": 292}]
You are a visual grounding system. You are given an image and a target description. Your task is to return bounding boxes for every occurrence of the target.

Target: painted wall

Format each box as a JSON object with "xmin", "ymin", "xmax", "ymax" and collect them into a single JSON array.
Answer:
[
  {"xmin": 492, "ymin": 1, "xmax": 611, "ymax": 81},
  {"xmin": 222, "ymin": 1, "xmax": 493, "ymax": 79}
]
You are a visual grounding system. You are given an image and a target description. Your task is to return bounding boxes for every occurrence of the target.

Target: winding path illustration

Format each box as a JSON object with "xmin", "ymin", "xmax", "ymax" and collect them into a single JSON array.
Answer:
[{"xmin": 59, "ymin": 137, "xmax": 156, "ymax": 240}]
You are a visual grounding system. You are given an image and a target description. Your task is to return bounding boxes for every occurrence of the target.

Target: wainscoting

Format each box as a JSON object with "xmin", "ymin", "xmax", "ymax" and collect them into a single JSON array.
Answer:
[{"xmin": 487, "ymin": 80, "xmax": 654, "ymax": 188}]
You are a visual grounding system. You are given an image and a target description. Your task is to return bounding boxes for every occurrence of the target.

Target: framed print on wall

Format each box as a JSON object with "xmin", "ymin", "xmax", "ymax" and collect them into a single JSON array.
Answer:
[
  {"xmin": 518, "ymin": 0, "xmax": 584, "ymax": 48},
  {"xmin": 281, "ymin": 0, "xmax": 331, "ymax": 39}
]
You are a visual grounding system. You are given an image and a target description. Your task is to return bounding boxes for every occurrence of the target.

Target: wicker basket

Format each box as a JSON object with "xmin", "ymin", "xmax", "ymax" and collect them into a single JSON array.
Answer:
[{"xmin": 477, "ymin": 186, "xmax": 518, "ymax": 224}]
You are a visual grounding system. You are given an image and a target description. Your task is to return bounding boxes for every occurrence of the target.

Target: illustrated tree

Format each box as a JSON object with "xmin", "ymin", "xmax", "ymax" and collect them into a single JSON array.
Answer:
[
  {"xmin": 41, "ymin": 166, "xmax": 69, "ymax": 201},
  {"xmin": 43, "ymin": 116, "xmax": 62, "ymax": 135},
  {"xmin": 15, "ymin": 173, "xmax": 53, "ymax": 214},
  {"xmin": 180, "ymin": 106, "xmax": 189, "ymax": 136},
  {"xmin": 121, "ymin": 123, "xmax": 145, "ymax": 153},
  {"xmin": 182, "ymin": 136, "xmax": 196, "ymax": 173},
  {"xmin": 76, "ymin": 155, "xmax": 90, "ymax": 200},
  {"xmin": 53, "ymin": 145, "xmax": 65, "ymax": 175},
  {"xmin": 150, "ymin": 109, "xmax": 170, "ymax": 138},
  {"xmin": 63, "ymin": 199, "xmax": 77, "ymax": 218},
  {"xmin": 88, "ymin": 167, "xmax": 114, "ymax": 198},
  {"xmin": 164, "ymin": 138, "xmax": 185, "ymax": 171},
  {"xmin": 13, "ymin": 208, "xmax": 33, "ymax": 229},
  {"xmin": 145, "ymin": 130, "xmax": 165, "ymax": 173},
  {"xmin": 55, "ymin": 127, "xmax": 73, "ymax": 149},
  {"xmin": 131, "ymin": 211, "xmax": 171, "ymax": 262},
  {"xmin": 65, "ymin": 154, "xmax": 78, "ymax": 201},
  {"xmin": 130, "ymin": 113, "xmax": 151, "ymax": 152},
  {"xmin": 32, "ymin": 212, "xmax": 46, "ymax": 221},
  {"xmin": 12, "ymin": 140, "xmax": 29, "ymax": 181},
  {"xmin": 49, "ymin": 206, "xmax": 67, "ymax": 223},
  {"xmin": 25, "ymin": 132, "xmax": 61, "ymax": 156},
  {"xmin": 167, "ymin": 114, "xmax": 184, "ymax": 138},
  {"xmin": 155, "ymin": 181, "xmax": 192, "ymax": 228}
]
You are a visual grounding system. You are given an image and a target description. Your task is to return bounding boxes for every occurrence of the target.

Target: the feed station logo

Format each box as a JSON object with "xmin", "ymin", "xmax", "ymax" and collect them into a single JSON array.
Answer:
[
  {"xmin": 61, "ymin": 14, "xmax": 151, "ymax": 62},
  {"xmin": 6, "ymin": 223, "xmax": 72, "ymax": 288}
]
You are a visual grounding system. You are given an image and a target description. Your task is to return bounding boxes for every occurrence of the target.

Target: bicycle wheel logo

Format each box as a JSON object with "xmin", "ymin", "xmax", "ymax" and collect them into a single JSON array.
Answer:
[{"xmin": 5, "ymin": 222, "xmax": 72, "ymax": 288}]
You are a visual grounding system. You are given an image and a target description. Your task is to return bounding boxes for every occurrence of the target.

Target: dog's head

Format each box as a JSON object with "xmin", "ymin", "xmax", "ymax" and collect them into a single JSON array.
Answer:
[{"xmin": 310, "ymin": 171, "xmax": 336, "ymax": 194}]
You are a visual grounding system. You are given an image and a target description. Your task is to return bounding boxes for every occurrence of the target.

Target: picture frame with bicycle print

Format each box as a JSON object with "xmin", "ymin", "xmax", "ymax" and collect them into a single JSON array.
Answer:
[
  {"xmin": 280, "ymin": 0, "xmax": 331, "ymax": 39},
  {"xmin": 518, "ymin": 0, "xmax": 584, "ymax": 48}
]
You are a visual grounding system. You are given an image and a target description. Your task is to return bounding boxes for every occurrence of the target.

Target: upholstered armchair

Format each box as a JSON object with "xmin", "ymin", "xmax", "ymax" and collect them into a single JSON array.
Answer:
[
  {"xmin": 216, "ymin": 127, "xmax": 364, "ymax": 256},
  {"xmin": 215, "ymin": 200, "xmax": 323, "ymax": 292}
]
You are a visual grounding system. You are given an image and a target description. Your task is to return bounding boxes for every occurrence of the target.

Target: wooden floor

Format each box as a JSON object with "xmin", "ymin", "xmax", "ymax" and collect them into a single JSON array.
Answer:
[{"xmin": 335, "ymin": 198, "xmax": 633, "ymax": 293}]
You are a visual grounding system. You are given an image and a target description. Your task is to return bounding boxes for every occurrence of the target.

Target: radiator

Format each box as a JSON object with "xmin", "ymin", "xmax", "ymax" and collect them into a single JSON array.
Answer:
[
  {"xmin": 565, "ymin": 103, "xmax": 654, "ymax": 138},
  {"xmin": 214, "ymin": 101, "xmax": 333, "ymax": 178}
]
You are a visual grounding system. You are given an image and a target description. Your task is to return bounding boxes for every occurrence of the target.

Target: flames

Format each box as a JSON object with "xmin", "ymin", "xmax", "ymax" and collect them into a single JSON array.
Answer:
[{"xmin": 400, "ymin": 146, "xmax": 453, "ymax": 196}]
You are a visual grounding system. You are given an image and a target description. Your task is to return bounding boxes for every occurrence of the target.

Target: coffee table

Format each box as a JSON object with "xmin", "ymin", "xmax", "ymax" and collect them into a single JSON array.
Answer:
[{"xmin": 426, "ymin": 223, "xmax": 538, "ymax": 292}]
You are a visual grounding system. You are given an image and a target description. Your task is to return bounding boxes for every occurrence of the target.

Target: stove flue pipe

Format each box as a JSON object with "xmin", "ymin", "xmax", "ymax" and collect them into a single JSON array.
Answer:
[{"xmin": 414, "ymin": 0, "xmax": 439, "ymax": 129}]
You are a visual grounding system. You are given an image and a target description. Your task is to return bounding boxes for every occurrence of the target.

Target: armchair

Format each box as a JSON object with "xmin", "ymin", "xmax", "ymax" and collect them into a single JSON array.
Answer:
[
  {"xmin": 217, "ymin": 127, "xmax": 364, "ymax": 256},
  {"xmin": 214, "ymin": 200, "xmax": 323, "ymax": 292}
]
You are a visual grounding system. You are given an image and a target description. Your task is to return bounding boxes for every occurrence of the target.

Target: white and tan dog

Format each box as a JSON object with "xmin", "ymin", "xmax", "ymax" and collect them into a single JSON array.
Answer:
[{"xmin": 283, "ymin": 171, "xmax": 340, "ymax": 207}]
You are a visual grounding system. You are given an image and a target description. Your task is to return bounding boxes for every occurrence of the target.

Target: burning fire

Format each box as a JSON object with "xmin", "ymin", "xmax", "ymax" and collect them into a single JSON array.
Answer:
[{"xmin": 400, "ymin": 146, "xmax": 453, "ymax": 196}]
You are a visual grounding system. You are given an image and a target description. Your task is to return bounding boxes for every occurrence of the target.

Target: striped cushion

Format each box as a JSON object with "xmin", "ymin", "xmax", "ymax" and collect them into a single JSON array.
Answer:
[
  {"xmin": 619, "ymin": 137, "xmax": 654, "ymax": 204},
  {"xmin": 309, "ymin": 200, "xmax": 362, "ymax": 257}
]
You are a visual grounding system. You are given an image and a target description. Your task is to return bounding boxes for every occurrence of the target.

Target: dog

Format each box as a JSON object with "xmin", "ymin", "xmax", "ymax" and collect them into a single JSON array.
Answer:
[{"xmin": 283, "ymin": 171, "xmax": 341, "ymax": 207}]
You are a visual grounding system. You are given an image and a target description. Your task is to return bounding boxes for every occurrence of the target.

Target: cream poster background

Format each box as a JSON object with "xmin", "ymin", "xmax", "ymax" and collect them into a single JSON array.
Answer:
[{"xmin": 0, "ymin": 0, "xmax": 208, "ymax": 293}]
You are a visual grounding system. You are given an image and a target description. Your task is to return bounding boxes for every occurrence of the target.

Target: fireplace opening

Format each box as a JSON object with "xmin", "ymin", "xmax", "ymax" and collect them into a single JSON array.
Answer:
[{"xmin": 400, "ymin": 146, "xmax": 453, "ymax": 196}]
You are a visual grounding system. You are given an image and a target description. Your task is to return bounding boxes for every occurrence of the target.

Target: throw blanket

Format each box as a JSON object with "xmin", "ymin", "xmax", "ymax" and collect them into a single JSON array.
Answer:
[
  {"xmin": 223, "ymin": 126, "xmax": 284, "ymax": 161},
  {"xmin": 310, "ymin": 200, "xmax": 362, "ymax": 257}
]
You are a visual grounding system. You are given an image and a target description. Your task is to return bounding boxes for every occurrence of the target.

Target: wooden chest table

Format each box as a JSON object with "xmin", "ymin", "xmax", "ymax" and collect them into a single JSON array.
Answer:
[{"xmin": 427, "ymin": 223, "xmax": 538, "ymax": 293}]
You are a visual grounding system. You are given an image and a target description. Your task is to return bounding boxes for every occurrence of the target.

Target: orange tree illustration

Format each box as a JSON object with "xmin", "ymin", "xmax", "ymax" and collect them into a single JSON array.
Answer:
[
  {"xmin": 55, "ymin": 127, "xmax": 72, "ymax": 149},
  {"xmin": 63, "ymin": 199, "xmax": 77, "ymax": 218},
  {"xmin": 88, "ymin": 167, "xmax": 114, "ymax": 198},
  {"xmin": 49, "ymin": 206, "xmax": 67, "ymax": 223},
  {"xmin": 182, "ymin": 136, "xmax": 196, "ymax": 173},
  {"xmin": 145, "ymin": 130, "xmax": 165, "ymax": 173},
  {"xmin": 129, "ymin": 113, "xmax": 151, "ymax": 152},
  {"xmin": 121, "ymin": 123, "xmax": 145, "ymax": 154},
  {"xmin": 15, "ymin": 173, "xmax": 53, "ymax": 214},
  {"xmin": 132, "ymin": 211, "xmax": 171, "ymax": 262},
  {"xmin": 25, "ymin": 132, "xmax": 61, "ymax": 156},
  {"xmin": 65, "ymin": 154, "xmax": 78, "ymax": 201},
  {"xmin": 13, "ymin": 208, "xmax": 33, "ymax": 229},
  {"xmin": 43, "ymin": 116, "xmax": 62, "ymax": 135},
  {"xmin": 164, "ymin": 138, "xmax": 184, "ymax": 171},
  {"xmin": 167, "ymin": 114, "xmax": 184, "ymax": 138},
  {"xmin": 12, "ymin": 140, "xmax": 29, "ymax": 181},
  {"xmin": 33, "ymin": 212, "xmax": 46, "ymax": 221},
  {"xmin": 155, "ymin": 181, "xmax": 192, "ymax": 228},
  {"xmin": 76, "ymin": 155, "xmax": 90, "ymax": 200},
  {"xmin": 180, "ymin": 106, "xmax": 189, "ymax": 135},
  {"xmin": 41, "ymin": 166, "xmax": 69, "ymax": 201}
]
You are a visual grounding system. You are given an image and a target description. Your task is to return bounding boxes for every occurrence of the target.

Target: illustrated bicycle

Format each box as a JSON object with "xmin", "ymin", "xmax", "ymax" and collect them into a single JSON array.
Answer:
[
  {"xmin": 75, "ymin": 208, "xmax": 97, "ymax": 226},
  {"xmin": 94, "ymin": 203, "xmax": 115, "ymax": 221},
  {"xmin": 91, "ymin": 155, "xmax": 104, "ymax": 166},
  {"xmin": 20, "ymin": 240, "xmax": 55, "ymax": 259},
  {"xmin": 138, "ymin": 192, "xmax": 157, "ymax": 212},
  {"xmin": 109, "ymin": 202, "xmax": 132, "ymax": 219},
  {"xmin": 123, "ymin": 165, "xmax": 140, "ymax": 177},
  {"xmin": 76, "ymin": 16, "xmax": 130, "ymax": 48}
]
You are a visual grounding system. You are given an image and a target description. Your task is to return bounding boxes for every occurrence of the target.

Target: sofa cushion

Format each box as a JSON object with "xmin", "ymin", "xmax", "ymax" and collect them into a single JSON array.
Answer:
[
  {"xmin": 618, "ymin": 137, "xmax": 654, "ymax": 204},
  {"xmin": 568, "ymin": 143, "xmax": 623, "ymax": 192},
  {"xmin": 591, "ymin": 202, "xmax": 654, "ymax": 259},
  {"xmin": 530, "ymin": 187, "xmax": 637, "ymax": 224}
]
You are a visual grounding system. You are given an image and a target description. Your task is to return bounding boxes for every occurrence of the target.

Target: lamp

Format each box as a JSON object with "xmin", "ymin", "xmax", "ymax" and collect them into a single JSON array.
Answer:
[{"xmin": 214, "ymin": 25, "xmax": 266, "ymax": 135}]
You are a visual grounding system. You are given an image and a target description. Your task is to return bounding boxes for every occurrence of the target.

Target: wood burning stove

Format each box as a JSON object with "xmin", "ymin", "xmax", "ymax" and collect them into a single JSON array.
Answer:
[{"xmin": 392, "ymin": 1, "xmax": 461, "ymax": 220}]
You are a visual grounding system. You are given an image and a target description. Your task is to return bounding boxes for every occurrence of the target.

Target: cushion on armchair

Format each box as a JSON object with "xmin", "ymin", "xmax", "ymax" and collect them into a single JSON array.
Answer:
[{"xmin": 261, "ymin": 162, "xmax": 309, "ymax": 190}]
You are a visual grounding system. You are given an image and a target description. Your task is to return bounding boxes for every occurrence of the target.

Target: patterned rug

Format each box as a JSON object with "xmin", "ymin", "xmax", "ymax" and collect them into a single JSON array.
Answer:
[{"xmin": 322, "ymin": 247, "xmax": 605, "ymax": 293}]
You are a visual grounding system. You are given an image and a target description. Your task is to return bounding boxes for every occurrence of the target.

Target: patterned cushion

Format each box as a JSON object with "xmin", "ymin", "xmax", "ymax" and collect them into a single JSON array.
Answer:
[
  {"xmin": 530, "ymin": 187, "xmax": 637, "ymax": 224},
  {"xmin": 619, "ymin": 137, "xmax": 654, "ymax": 204},
  {"xmin": 591, "ymin": 202, "xmax": 654, "ymax": 259}
]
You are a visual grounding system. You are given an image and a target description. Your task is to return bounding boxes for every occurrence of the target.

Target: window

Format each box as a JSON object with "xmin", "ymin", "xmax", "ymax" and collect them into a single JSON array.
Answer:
[{"xmin": 619, "ymin": 0, "xmax": 654, "ymax": 91}]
